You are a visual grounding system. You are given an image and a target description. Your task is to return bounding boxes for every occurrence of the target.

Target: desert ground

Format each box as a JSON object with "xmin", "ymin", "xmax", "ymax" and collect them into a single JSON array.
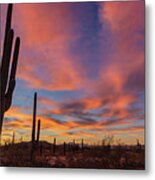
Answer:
[{"xmin": 0, "ymin": 141, "xmax": 145, "ymax": 169}]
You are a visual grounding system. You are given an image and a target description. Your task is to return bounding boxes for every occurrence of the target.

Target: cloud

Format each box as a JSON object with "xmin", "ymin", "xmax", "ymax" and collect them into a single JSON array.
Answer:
[
  {"xmin": 108, "ymin": 125, "xmax": 144, "ymax": 133},
  {"xmin": 63, "ymin": 131, "xmax": 97, "ymax": 138},
  {"xmin": 12, "ymin": 3, "xmax": 86, "ymax": 91},
  {"xmin": 99, "ymin": 1, "xmax": 144, "ymax": 92},
  {"xmin": 100, "ymin": 1, "xmax": 144, "ymax": 32}
]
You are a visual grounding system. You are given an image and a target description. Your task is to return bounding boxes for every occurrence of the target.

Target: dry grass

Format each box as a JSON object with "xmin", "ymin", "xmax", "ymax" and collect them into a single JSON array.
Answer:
[{"xmin": 0, "ymin": 141, "xmax": 145, "ymax": 169}]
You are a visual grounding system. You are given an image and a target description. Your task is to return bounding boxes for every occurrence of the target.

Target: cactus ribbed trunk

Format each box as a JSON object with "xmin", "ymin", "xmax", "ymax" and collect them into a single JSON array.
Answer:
[
  {"xmin": 36, "ymin": 119, "xmax": 41, "ymax": 143},
  {"xmin": 0, "ymin": 4, "xmax": 20, "ymax": 137}
]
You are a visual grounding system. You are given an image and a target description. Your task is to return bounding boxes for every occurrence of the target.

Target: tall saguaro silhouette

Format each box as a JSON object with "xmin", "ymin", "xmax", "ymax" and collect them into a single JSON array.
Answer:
[
  {"xmin": 31, "ymin": 92, "xmax": 37, "ymax": 143},
  {"xmin": 31, "ymin": 92, "xmax": 37, "ymax": 161},
  {"xmin": 0, "ymin": 4, "xmax": 20, "ymax": 137}
]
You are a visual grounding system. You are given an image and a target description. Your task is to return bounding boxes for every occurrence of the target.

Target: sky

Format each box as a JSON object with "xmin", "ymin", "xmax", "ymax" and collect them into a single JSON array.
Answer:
[{"xmin": 0, "ymin": 1, "xmax": 145, "ymax": 145}]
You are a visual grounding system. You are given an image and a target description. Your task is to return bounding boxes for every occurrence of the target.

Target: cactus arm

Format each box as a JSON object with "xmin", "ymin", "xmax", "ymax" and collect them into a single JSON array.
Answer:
[
  {"xmin": 4, "ymin": 37, "xmax": 20, "ymax": 112},
  {"xmin": 9, "ymin": 37, "xmax": 20, "ymax": 81},
  {"xmin": 4, "ymin": 80, "xmax": 15, "ymax": 112}
]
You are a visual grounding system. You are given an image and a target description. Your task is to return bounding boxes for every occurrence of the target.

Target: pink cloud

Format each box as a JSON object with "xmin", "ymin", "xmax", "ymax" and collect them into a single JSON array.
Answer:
[{"xmin": 12, "ymin": 4, "xmax": 86, "ymax": 91}]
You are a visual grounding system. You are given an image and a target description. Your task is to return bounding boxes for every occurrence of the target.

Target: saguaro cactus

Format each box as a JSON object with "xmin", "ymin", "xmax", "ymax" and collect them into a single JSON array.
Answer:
[
  {"xmin": 31, "ymin": 92, "xmax": 37, "ymax": 143},
  {"xmin": 31, "ymin": 92, "xmax": 37, "ymax": 161},
  {"xmin": 63, "ymin": 142, "xmax": 66, "ymax": 156},
  {"xmin": 12, "ymin": 131, "xmax": 15, "ymax": 144},
  {"xmin": 136, "ymin": 139, "xmax": 140, "ymax": 146},
  {"xmin": 73, "ymin": 139, "xmax": 75, "ymax": 145},
  {"xmin": 72, "ymin": 139, "xmax": 75, "ymax": 153},
  {"xmin": 53, "ymin": 137, "xmax": 56, "ymax": 154},
  {"xmin": 0, "ymin": 4, "xmax": 20, "ymax": 136},
  {"xmin": 81, "ymin": 138, "xmax": 84, "ymax": 150},
  {"xmin": 36, "ymin": 119, "xmax": 41, "ymax": 143},
  {"xmin": 136, "ymin": 138, "xmax": 141, "ymax": 152}
]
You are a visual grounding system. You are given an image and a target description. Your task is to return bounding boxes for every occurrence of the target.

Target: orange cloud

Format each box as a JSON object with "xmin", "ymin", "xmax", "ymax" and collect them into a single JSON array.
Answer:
[
  {"xmin": 5, "ymin": 106, "xmax": 31, "ymax": 120},
  {"xmin": 109, "ymin": 126, "xmax": 144, "ymax": 133},
  {"xmin": 38, "ymin": 97, "xmax": 56, "ymax": 107},
  {"xmin": 14, "ymin": 3, "xmax": 78, "ymax": 46},
  {"xmin": 99, "ymin": 1, "xmax": 144, "ymax": 85},
  {"xmin": 12, "ymin": 4, "xmax": 85, "ymax": 91}
]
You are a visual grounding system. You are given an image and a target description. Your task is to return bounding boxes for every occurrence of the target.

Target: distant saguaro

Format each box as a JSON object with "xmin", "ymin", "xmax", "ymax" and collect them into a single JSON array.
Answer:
[
  {"xmin": 64, "ymin": 142, "xmax": 66, "ymax": 155},
  {"xmin": 53, "ymin": 138, "xmax": 56, "ymax": 154},
  {"xmin": 31, "ymin": 92, "xmax": 37, "ymax": 143},
  {"xmin": 73, "ymin": 139, "xmax": 75, "ymax": 153},
  {"xmin": 12, "ymin": 131, "xmax": 15, "ymax": 145},
  {"xmin": 37, "ymin": 119, "xmax": 41, "ymax": 143},
  {"xmin": 81, "ymin": 139, "xmax": 84, "ymax": 150},
  {"xmin": 73, "ymin": 139, "xmax": 75, "ymax": 145},
  {"xmin": 31, "ymin": 92, "xmax": 37, "ymax": 161}
]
